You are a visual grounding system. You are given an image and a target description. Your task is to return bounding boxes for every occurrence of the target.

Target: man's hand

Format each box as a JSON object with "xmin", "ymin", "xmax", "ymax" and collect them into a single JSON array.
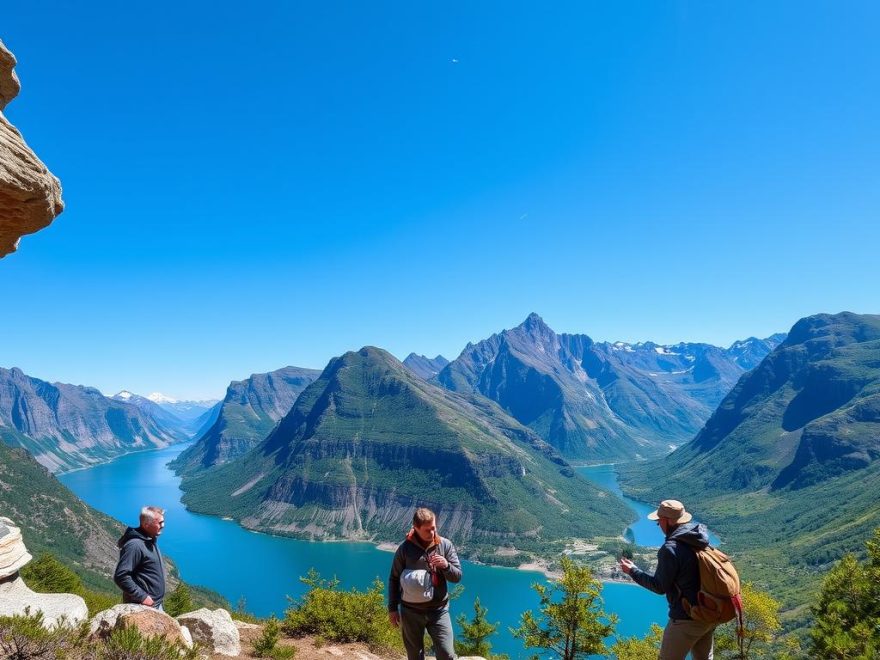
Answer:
[
  {"xmin": 389, "ymin": 611, "xmax": 400, "ymax": 627},
  {"xmin": 619, "ymin": 558, "xmax": 636, "ymax": 575},
  {"xmin": 428, "ymin": 554, "xmax": 449, "ymax": 571},
  {"xmin": 142, "ymin": 595, "xmax": 155, "ymax": 606}
]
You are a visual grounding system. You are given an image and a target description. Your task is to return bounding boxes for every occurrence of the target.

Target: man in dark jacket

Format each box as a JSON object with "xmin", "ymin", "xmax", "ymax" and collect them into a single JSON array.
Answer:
[
  {"xmin": 114, "ymin": 505, "xmax": 166, "ymax": 609},
  {"xmin": 619, "ymin": 499, "xmax": 715, "ymax": 660},
  {"xmin": 388, "ymin": 508, "xmax": 462, "ymax": 660}
]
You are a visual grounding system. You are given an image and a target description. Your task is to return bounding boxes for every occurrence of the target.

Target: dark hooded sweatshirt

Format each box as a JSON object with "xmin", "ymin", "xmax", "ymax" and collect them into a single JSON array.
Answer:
[
  {"xmin": 628, "ymin": 522, "xmax": 709, "ymax": 620},
  {"xmin": 114, "ymin": 527, "xmax": 166, "ymax": 607}
]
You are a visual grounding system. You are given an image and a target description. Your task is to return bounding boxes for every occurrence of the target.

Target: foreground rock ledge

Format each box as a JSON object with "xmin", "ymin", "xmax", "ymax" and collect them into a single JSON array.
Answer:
[
  {"xmin": 0, "ymin": 517, "xmax": 88, "ymax": 627},
  {"xmin": 0, "ymin": 39, "xmax": 64, "ymax": 258}
]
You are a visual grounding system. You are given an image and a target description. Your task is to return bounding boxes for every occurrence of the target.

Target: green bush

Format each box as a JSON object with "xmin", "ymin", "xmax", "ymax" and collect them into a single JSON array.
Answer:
[
  {"xmin": 100, "ymin": 625, "xmax": 199, "ymax": 660},
  {"xmin": 252, "ymin": 616, "xmax": 295, "ymax": 659},
  {"xmin": 163, "ymin": 584, "xmax": 194, "ymax": 617},
  {"xmin": 0, "ymin": 610, "xmax": 89, "ymax": 659},
  {"xmin": 608, "ymin": 623, "xmax": 663, "ymax": 660},
  {"xmin": 282, "ymin": 569, "xmax": 400, "ymax": 651},
  {"xmin": 19, "ymin": 552, "xmax": 120, "ymax": 617}
]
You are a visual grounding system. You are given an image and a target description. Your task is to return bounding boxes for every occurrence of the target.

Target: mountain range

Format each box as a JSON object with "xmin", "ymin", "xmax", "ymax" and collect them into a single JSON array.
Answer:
[
  {"xmin": 619, "ymin": 312, "xmax": 880, "ymax": 609},
  {"xmin": 402, "ymin": 353, "xmax": 449, "ymax": 380},
  {"xmin": 0, "ymin": 368, "xmax": 184, "ymax": 472},
  {"xmin": 176, "ymin": 347, "xmax": 633, "ymax": 557},
  {"xmin": 171, "ymin": 366, "xmax": 321, "ymax": 473},
  {"xmin": 112, "ymin": 390, "xmax": 220, "ymax": 438},
  {"xmin": 437, "ymin": 313, "xmax": 783, "ymax": 461}
]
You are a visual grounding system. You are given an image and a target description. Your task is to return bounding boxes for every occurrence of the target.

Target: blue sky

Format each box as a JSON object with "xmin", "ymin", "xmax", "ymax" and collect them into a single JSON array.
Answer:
[{"xmin": 2, "ymin": 2, "xmax": 878, "ymax": 399}]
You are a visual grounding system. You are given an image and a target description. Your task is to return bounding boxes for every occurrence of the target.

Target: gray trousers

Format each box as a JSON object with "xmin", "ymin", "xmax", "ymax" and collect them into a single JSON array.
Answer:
[
  {"xmin": 400, "ymin": 605, "xmax": 456, "ymax": 660},
  {"xmin": 659, "ymin": 618, "xmax": 716, "ymax": 660}
]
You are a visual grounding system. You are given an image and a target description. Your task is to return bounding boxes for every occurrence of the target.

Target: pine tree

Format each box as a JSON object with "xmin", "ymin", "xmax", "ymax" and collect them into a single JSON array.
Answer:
[
  {"xmin": 809, "ymin": 528, "xmax": 880, "ymax": 659},
  {"xmin": 455, "ymin": 598, "xmax": 507, "ymax": 659},
  {"xmin": 20, "ymin": 553, "xmax": 82, "ymax": 594},
  {"xmin": 164, "ymin": 583, "xmax": 194, "ymax": 617},
  {"xmin": 513, "ymin": 555, "xmax": 616, "ymax": 659}
]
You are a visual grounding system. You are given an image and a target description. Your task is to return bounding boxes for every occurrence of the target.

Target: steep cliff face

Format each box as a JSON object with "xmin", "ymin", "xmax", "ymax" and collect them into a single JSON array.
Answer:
[
  {"xmin": 0, "ymin": 367, "xmax": 181, "ymax": 472},
  {"xmin": 0, "ymin": 40, "xmax": 64, "ymax": 257},
  {"xmin": 178, "ymin": 347, "xmax": 631, "ymax": 550},
  {"xmin": 171, "ymin": 366, "xmax": 321, "ymax": 472}
]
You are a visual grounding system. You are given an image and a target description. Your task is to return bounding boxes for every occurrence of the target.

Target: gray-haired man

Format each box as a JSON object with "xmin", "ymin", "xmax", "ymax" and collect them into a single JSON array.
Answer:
[{"xmin": 114, "ymin": 505, "xmax": 166, "ymax": 609}]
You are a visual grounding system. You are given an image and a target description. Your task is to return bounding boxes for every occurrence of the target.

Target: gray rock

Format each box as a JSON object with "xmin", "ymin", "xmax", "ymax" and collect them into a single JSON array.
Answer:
[
  {"xmin": 176, "ymin": 608, "xmax": 241, "ymax": 656},
  {"xmin": 0, "ymin": 574, "xmax": 88, "ymax": 628}
]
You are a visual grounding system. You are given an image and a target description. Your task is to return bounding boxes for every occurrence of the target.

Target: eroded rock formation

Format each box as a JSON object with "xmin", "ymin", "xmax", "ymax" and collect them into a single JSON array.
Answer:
[
  {"xmin": 0, "ymin": 39, "xmax": 64, "ymax": 257},
  {"xmin": 0, "ymin": 517, "xmax": 88, "ymax": 627}
]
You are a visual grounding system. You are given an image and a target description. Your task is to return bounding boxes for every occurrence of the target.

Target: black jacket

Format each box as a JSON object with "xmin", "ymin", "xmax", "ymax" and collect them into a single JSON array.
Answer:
[
  {"xmin": 113, "ymin": 527, "xmax": 166, "ymax": 606},
  {"xmin": 629, "ymin": 522, "xmax": 709, "ymax": 620}
]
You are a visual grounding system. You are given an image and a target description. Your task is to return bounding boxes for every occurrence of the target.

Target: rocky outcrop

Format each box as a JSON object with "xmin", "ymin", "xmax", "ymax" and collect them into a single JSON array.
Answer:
[
  {"xmin": 0, "ymin": 40, "xmax": 64, "ymax": 258},
  {"xmin": 177, "ymin": 607, "xmax": 241, "ymax": 656},
  {"xmin": 0, "ymin": 518, "xmax": 88, "ymax": 628},
  {"xmin": 90, "ymin": 603, "xmax": 193, "ymax": 648}
]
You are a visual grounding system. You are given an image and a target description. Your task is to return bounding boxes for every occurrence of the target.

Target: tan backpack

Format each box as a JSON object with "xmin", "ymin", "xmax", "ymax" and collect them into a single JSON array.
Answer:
[{"xmin": 680, "ymin": 545, "xmax": 744, "ymax": 633}]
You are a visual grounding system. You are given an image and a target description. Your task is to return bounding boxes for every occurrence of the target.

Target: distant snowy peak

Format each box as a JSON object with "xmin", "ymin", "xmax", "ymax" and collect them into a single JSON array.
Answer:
[
  {"xmin": 147, "ymin": 392, "xmax": 178, "ymax": 404},
  {"xmin": 114, "ymin": 390, "xmax": 135, "ymax": 400}
]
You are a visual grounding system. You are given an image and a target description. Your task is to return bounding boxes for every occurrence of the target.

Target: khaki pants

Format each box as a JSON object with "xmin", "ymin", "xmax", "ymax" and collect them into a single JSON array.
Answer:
[{"xmin": 659, "ymin": 618, "xmax": 716, "ymax": 660}]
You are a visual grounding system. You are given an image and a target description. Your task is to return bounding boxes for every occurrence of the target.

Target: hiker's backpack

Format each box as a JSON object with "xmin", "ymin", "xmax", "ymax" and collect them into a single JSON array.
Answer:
[{"xmin": 679, "ymin": 544, "xmax": 744, "ymax": 632}]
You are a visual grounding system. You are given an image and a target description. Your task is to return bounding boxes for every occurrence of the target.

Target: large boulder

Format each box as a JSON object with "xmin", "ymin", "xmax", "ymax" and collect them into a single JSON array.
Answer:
[
  {"xmin": 90, "ymin": 603, "xmax": 192, "ymax": 649},
  {"xmin": 0, "ymin": 518, "xmax": 87, "ymax": 628},
  {"xmin": 0, "ymin": 39, "xmax": 64, "ymax": 258},
  {"xmin": 177, "ymin": 608, "xmax": 241, "ymax": 656},
  {"xmin": 118, "ymin": 608, "xmax": 192, "ymax": 648}
]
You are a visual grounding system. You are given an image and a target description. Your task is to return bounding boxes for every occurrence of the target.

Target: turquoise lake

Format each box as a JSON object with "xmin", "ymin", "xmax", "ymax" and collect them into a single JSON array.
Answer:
[{"xmin": 61, "ymin": 444, "xmax": 669, "ymax": 657}]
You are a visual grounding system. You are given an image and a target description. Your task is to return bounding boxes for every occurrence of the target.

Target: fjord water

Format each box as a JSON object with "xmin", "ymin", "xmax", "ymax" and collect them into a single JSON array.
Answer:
[
  {"xmin": 61, "ymin": 444, "xmax": 666, "ymax": 657},
  {"xmin": 576, "ymin": 464, "xmax": 721, "ymax": 547}
]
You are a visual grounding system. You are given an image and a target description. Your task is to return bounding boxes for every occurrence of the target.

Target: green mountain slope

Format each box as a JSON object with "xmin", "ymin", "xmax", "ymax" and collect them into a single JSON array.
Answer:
[
  {"xmin": 171, "ymin": 366, "xmax": 320, "ymax": 473},
  {"xmin": 178, "ymin": 347, "xmax": 633, "ymax": 557},
  {"xmin": 619, "ymin": 312, "xmax": 880, "ymax": 614},
  {"xmin": 0, "ymin": 441, "xmax": 121, "ymax": 591}
]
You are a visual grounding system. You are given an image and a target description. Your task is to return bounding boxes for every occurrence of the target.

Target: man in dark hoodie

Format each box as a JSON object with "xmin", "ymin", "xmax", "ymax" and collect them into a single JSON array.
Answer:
[
  {"xmin": 619, "ymin": 499, "xmax": 714, "ymax": 660},
  {"xmin": 388, "ymin": 508, "xmax": 462, "ymax": 660},
  {"xmin": 114, "ymin": 505, "xmax": 166, "ymax": 609}
]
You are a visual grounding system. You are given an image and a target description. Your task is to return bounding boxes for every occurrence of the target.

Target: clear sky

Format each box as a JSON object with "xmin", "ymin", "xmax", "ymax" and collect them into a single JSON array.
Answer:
[{"xmin": 2, "ymin": 2, "xmax": 878, "ymax": 400}]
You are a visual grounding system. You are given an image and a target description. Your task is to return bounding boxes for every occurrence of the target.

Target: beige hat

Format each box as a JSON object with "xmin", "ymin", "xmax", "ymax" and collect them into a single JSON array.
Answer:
[{"xmin": 647, "ymin": 499, "xmax": 692, "ymax": 524}]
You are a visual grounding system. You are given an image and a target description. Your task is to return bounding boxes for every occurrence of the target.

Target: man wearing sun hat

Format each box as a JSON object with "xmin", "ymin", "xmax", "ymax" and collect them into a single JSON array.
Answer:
[{"xmin": 619, "ymin": 499, "xmax": 715, "ymax": 660}]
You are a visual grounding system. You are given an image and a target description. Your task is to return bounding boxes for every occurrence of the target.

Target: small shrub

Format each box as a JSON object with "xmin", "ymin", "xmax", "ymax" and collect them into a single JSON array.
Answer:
[
  {"xmin": 0, "ymin": 609, "xmax": 88, "ymax": 659},
  {"xmin": 609, "ymin": 623, "xmax": 663, "ymax": 660},
  {"xmin": 99, "ymin": 624, "xmax": 199, "ymax": 660},
  {"xmin": 283, "ymin": 569, "xmax": 400, "ymax": 651},
  {"xmin": 163, "ymin": 584, "xmax": 194, "ymax": 617},
  {"xmin": 19, "ymin": 552, "xmax": 120, "ymax": 617},
  {"xmin": 232, "ymin": 596, "xmax": 261, "ymax": 624},
  {"xmin": 252, "ymin": 616, "xmax": 295, "ymax": 659}
]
